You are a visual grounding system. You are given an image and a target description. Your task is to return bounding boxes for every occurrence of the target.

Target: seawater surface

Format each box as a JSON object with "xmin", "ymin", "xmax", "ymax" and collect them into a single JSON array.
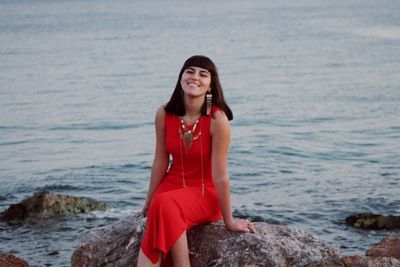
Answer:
[{"xmin": 0, "ymin": 0, "xmax": 399, "ymax": 266}]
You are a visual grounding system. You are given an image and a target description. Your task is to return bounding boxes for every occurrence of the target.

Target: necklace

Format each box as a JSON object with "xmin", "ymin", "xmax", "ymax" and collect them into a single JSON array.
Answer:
[
  {"xmin": 179, "ymin": 118, "xmax": 202, "ymax": 153},
  {"xmin": 179, "ymin": 118, "xmax": 205, "ymax": 196}
]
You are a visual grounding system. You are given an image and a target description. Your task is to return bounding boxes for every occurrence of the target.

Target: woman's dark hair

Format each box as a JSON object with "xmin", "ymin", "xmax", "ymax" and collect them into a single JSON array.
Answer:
[{"xmin": 164, "ymin": 55, "xmax": 233, "ymax": 121}]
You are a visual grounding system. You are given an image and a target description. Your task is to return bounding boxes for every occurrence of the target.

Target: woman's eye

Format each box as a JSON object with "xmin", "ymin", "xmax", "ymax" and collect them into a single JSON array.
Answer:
[{"xmin": 200, "ymin": 74, "xmax": 208, "ymax": 78}]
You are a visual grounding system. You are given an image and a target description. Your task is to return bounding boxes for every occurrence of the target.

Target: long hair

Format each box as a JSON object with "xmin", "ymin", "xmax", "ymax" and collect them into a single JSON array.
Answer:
[{"xmin": 164, "ymin": 55, "xmax": 233, "ymax": 121}]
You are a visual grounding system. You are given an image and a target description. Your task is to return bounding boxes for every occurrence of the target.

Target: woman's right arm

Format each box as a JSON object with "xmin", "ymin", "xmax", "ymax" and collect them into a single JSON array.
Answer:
[{"xmin": 141, "ymin": 107, "xmax": 169, "ymax": 216}]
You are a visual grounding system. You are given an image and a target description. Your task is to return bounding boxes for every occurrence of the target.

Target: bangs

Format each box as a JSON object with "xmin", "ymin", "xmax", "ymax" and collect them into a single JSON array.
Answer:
[{"xmin": 181, "ymin": 55, "xmax": 217, "ymax": 75}]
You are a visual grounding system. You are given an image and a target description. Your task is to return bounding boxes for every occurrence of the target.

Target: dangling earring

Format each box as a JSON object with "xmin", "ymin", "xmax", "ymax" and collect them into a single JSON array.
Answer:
[{"xmin": 206, "ymin": 89, "xmax": 212, "ymax": 115}]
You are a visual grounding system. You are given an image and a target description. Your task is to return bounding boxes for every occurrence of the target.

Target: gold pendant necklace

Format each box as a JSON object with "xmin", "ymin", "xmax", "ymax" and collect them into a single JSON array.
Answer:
[
  {"xmin": 179, "ymin": 118, "xmax": 202, "ymax": 153},
  {"xmin": 179, "ymin": 118, "xmax": 205, "ymax": 196}
]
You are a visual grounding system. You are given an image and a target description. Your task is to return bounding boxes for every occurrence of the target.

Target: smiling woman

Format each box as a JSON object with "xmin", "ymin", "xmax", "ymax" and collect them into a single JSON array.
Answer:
[
  {"xmin": 181, "ymin": 66, "xmax": 211, "ymax": 96},
  {"xmin": 137, "ymin": 55, "xmax": 255, "ymax": 267}
]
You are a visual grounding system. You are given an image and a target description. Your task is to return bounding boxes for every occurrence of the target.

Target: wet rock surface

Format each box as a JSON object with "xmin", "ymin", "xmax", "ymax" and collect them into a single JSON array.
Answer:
[
  {"xmin": 345, "ymin": 213, "xmax": 400, "ymax": 230},
  {"xmin": 0, "ymin": 191, "xmax": 107, "ymax": 225},
  {"xmin": 71, "ymin": 213, "xmax": 344, "ymax": 267}
]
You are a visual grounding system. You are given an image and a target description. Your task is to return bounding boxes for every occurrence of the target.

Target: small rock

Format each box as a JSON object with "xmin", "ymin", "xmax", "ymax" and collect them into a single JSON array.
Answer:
[
  {"xmin": 366, "ymin": 236, "xmax": 400, "ymax": 259},
  {"xmin": 0, "ymin": 252, "xmax": 29, "ymax": 267},
  {"xmin": 341, "ymin": 236, "xmax": 400, "ymax": 267},
  {"xmin": 48, "ymin": 251, "xmax": 59, "ymax": 256},
  {"xmin": 0, "ymin": 191, "xmax": 108, "ymax": 225},
  {"xmin": 345, "ymin": 213, "xmax": 400, "ymax": 230},
  {"xmin": 341, "ymin": 255, "xmax": 400, "ymax": 267},
  {"xmin": 71, "ymin": 213, "xmax": 344, "ymax": 267}
]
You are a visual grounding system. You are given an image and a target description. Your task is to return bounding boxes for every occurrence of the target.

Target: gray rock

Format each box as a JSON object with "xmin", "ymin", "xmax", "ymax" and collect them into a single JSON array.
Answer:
[
  {"xmin": 0, "ymin": 191, "xmax": 108, "ymax": 224},
  {"xmin": 71, "ymin": 213, "xmax": 343, "ymax": 267},
  {"xmin": 71, "ymin": 214, "xmax": 146, "ymax": 267}
]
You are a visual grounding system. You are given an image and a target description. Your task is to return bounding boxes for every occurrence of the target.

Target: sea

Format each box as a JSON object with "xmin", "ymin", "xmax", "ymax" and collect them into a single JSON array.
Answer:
[{"xmin": 0, "ymin": 0, "xmax": 399, "ymax": 266}]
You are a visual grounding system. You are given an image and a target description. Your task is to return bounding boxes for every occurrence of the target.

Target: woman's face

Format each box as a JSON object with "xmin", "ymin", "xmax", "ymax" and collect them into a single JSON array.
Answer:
[{"xmin": 180, "ymin": 66, "xmax": 211, "ymax": 98}]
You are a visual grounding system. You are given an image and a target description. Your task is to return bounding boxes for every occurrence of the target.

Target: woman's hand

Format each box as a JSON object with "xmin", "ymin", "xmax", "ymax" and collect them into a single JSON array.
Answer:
[
  {"xmin": 141, "ymin": 199, "xmax": 150, "ymax": 217},
  {"xmin": 226, "ymin": 218, "xmax": 257, "ymax": 233}
]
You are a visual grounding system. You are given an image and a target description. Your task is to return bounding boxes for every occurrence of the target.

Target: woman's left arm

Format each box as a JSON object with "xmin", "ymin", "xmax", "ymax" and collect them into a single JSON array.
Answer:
[{"xmin": 211, "ymin": 111, "xmax": 255, "ymax": 233}]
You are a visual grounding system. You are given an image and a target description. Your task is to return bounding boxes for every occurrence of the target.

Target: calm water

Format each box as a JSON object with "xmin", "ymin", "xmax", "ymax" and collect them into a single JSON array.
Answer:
[{"xmin": 1, "ymin": 0, "xmax": 399, "ymax": 266}]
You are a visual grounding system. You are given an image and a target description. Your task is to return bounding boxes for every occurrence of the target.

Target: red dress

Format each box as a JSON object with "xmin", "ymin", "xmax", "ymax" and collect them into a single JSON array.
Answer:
[{"xmin": 140, "ymin": 107, "xmax": 222, "ymax": 266}]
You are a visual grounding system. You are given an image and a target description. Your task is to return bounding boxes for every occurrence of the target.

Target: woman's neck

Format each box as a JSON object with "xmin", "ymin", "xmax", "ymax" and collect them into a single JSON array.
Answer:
[{"xmin": 183, "ymin": 95, "xmax": 204, "ymax": 119}]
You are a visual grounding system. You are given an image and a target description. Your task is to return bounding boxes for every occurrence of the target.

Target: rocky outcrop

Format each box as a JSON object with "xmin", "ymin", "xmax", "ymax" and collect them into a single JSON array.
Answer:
[
  {"xmin": 71, "ymin": 214, "xmax": 145, "ymax": 267},
  {"xmin": 366, "ymin": 236, "xmax": 400, "ymax": 259},
  {"xmin": 186, "ymin": 219, "xmax": 343, "ymax": 267},
  {"xmin": 0, "ymin": 191, "xmax": 107, "ymax": 225},
  {"xmin": 345, "ymin": 213, "xmax": 400, "ymax": 230},
  {"xmin": 71, "ymin": 213, "xmax": 344, "ymax": 267},
  {"xmin": 341, "ymin": 236, "xmax": 400, "ymax": 267},
  {"xmin": 343, "ymin": 213, "xmax": 400, "ymax": 266},
  {"xmin": 0, "ymin": 252, "xmax": 29, "ymax": 267},
  {"xmin": 341, "ymin": 255, "xmax": 400, "ymax": 267}
]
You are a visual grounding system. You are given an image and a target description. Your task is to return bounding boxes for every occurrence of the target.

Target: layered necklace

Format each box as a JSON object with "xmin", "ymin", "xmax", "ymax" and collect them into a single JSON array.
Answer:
[
  {"xmin": 179, "ymin": 118, "xmax": 202, "ymax": 153},
  {"xmin": 178, "ymin": 117, "xmax": 205, "ymax": 196}
]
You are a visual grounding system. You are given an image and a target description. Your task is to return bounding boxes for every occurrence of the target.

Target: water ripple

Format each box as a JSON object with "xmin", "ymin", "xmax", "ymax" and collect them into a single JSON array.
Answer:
[{"xmin": 47, "ymin": 122, "xmax": 150, "ymax": 131}]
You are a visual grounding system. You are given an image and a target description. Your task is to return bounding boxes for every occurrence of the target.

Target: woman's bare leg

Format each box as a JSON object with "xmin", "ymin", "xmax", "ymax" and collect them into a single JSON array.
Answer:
[
  {"xmin": 170, "ymin": 231, "xmax": 190, "ymax": 267},
  {"xmin": 137, "ymin": 249, "xmax": 161, "ymax": 267}
]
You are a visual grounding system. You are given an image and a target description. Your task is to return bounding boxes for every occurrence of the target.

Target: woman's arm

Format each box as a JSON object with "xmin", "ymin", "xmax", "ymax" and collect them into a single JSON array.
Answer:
[
  {"xmin": 211, "ymin": 111, "xmax": 255, "ymax": 233},
  {"xmin": 141, "ymin": 107, "xmax": 169, "ymax": 216}
]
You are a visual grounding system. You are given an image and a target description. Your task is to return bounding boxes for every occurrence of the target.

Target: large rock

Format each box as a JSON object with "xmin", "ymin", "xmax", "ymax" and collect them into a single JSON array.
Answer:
[
  {"xmin": 0, "ymin": 252, "xmax": 29, "ymax": 267},
  {"xmin": 366, "ymin": 236, "xmax": 400, "ymax": 259},
  {"xmin": 345, "ymin": 213, "xmax": 400, "ymax": 230},
  {"xmin": 341, "ymin": 255, "xmax": 400, "ymax": 267},
  {"xmin": 71, "ymin": 213, "xmax": 344, "ymax": 267},
  {"xmin": 0, "ymin": 191, "xmax": 107, "ymax": 225}
]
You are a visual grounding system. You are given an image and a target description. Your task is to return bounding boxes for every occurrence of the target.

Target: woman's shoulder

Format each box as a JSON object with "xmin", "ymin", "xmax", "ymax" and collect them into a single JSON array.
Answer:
[
  {"xmin": 210, "ymin": 106, "xmax": 229, "ymax": 136},
  {"xmin": 211, "ymin": 106, "xmax": 228, "ymax": 122},
  {"xmin": 156, "ymin": 105, "xmax": 179, "ymax": 128},
  {"xmin": 155, "ymin": 106, "xmax": 167, "ymax": 126},
  {"xmin": 156, "ymin": 105, "xmax": 166, "ymax": 117}
]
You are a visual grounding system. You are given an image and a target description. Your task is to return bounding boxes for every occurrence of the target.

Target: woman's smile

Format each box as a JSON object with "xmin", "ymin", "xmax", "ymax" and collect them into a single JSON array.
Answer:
[{"xmin": 181, "ymin": 66, "xmax": 211, "ymax": 96}]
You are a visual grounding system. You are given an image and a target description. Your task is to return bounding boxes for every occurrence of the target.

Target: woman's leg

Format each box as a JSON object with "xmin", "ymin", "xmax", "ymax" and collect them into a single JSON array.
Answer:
[
  {"xmin": 137, "ymin": 249, "xmax": 161, "ymax": 267},
  {"xmin": 170, "ymin": 231, "xmax": 190, "ymax": 267},
  {"xmin": 140, "ymin": 186, "xmax": 219, "ymax": 267}
]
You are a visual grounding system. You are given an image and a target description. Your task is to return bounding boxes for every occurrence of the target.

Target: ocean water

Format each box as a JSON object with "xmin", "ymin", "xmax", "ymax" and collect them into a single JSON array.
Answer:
[{"xmin": 1, "ymin": 0, "xmax": 399, "ymax": 266}]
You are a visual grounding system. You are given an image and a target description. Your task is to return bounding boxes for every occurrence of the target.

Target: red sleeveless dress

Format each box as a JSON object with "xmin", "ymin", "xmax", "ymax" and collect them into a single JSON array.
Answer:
[{"xmin": 140, "ymin": 107, "xmax": 222, "ymax": 266}]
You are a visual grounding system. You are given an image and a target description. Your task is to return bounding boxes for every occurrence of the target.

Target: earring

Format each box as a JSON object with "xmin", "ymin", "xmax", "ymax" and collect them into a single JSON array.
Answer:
[{"xmin": 206, "ymin": 90, "xmax": 212, "ymax": 115}]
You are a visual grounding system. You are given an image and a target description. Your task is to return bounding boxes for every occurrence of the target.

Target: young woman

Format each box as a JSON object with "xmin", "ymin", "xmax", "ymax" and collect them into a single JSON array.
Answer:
[{"xmin": 137, "ymin": 55, "xmax": 256, "ymax": 267}]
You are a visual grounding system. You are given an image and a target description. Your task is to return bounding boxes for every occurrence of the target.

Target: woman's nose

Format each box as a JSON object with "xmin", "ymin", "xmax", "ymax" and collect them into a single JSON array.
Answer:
[{"xmin": 191, "ymin": 73, "xmax": 198, "ymax": 80}]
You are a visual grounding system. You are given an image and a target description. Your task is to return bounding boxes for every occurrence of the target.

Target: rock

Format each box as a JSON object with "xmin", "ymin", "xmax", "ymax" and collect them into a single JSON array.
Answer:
[
  {"xmin": 0, "ymin": 252, "xmax": 29, "ymax": 267},
  {"xmin": 341, "ymin": 255, "xmax": 400, "ymax": 267},
  {"xmin": 71, "ymin": 213, "xmax": 344, "ymax": 267},
  {"xmin": 345, "ymin": 213, "xmax": 400, "ymax": 230},
  {"xmin": 366, "ymin": 236, "xmax": 400, "ymax": 259},
  {"xmin": 187, "ymin": 220, "xmax": 343, "ymax": 267},
  {"xmin": 341, "ymin": 236, "xmax": 400, "ymax": 267},
  {"xmin": 71, "ymin": 214, "xmax": 145, "ymax": 267},
  {"xmin": 0, "ymin": 191, "xmax": 107, "ymax": 224}
]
